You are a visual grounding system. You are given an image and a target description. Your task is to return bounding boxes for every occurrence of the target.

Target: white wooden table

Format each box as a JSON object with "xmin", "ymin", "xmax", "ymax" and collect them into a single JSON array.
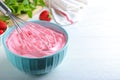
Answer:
[{"xmin": 1, "ymin": 0, "xmax": 120, "ymax": 79}]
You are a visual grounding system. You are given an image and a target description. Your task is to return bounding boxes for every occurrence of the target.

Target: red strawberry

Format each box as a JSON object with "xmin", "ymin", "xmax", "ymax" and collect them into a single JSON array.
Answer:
[
  {"xmin": 39, "ymin": 10, "xmax": 51, "ymax": 21},
  {"xmin": 0, "ymin": 30, "xmax": 4, "ymax": 35},
  {"xmin": 0, "ymin": 20, "xmax": 7, "ymax": 35},
  {"xmin": 0, "ymin": 20, "xmax": 7, "ymax": 29}
]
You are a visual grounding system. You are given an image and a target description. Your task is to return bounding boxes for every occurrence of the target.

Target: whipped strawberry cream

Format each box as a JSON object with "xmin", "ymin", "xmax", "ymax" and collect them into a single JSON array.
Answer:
[{"xmin": 6, "ymin": 23, "xmax": 66, "ymax": 58}]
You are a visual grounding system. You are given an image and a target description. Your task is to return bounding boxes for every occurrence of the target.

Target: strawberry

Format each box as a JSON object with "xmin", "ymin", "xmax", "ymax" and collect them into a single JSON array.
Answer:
[
  {"xmin": 0, "ymin": 20, "xmax": 7, "ymax": 29},
  {"xmin": 0, "ymin": 20, "xmax": 7, "ymax": 35},
  {"xmin": 0, "ymin": 30, "xmax": 4, "ymax": 35},
  {"xmin": 39, "ymin": 10, "xmax": 51, "ymax": 21}
]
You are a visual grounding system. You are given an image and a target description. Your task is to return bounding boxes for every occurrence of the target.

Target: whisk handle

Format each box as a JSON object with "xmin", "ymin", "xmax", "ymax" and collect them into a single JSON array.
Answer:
[{"xmin": 0, "ymin": 1, "xmax": 12, "ymax": 15}]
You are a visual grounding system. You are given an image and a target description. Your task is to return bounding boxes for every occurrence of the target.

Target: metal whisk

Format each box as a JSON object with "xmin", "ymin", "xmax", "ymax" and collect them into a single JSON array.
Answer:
[{"xmin": 0, "ymin": 1, "xmax": 43, "ymax": 56}]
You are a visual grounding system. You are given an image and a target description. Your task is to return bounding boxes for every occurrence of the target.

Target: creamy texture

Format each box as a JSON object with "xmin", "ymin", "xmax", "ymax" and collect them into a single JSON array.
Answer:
[{"xmin": 6, "ymin": 23, "xmax": 66, "ymax": 58}]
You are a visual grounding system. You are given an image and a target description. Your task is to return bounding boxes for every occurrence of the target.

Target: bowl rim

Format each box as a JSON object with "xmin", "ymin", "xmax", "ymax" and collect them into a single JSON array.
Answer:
[{"xmin": 2, "ymin": 20, "xmax": 69, "ymax": 59}]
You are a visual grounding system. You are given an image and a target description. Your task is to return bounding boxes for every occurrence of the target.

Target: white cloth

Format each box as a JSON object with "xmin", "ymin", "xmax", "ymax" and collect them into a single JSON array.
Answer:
[{"xmin": 45, "ymin": 0, "xmax": 87, "ymax": 25}]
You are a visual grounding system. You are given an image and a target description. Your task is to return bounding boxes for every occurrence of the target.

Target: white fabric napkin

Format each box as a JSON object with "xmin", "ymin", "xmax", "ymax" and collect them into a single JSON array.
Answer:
[{"xmin": 45, "ymin": 0, "xmax": 87, "ymax": 25}]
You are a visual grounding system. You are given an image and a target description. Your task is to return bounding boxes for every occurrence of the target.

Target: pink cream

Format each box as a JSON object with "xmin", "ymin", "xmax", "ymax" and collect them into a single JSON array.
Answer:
[{"xmin": 6, "ymin": 23, "xmax": 66, "ymax": 58}]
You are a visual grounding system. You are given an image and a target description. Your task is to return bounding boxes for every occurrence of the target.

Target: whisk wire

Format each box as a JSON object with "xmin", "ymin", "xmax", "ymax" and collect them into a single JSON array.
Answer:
[
  {"xmin": 7, "ymin": 13, "xmax": 41, "ymax": 55},
  {"xmin": 0, "ymin": 1, "xmax": 59, "ymax": 56}
]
